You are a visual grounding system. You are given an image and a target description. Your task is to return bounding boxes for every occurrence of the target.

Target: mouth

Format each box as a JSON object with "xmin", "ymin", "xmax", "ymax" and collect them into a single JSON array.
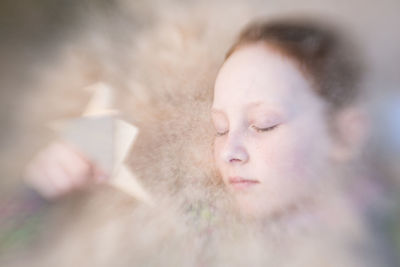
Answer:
[{"xmin": 228, "ymin": 176, "xmax": 260, "ymax": 190}]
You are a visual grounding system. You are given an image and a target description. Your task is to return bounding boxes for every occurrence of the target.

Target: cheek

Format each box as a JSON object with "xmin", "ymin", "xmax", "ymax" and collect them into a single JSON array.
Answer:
[
  {"xmin": 243, "ymin": 131, "xmax": 319, "ymax": 215},
  {"xmin": 251, "ymin": 127, "xmax": 320, "ymax": 180},
  {"xmin": 282, "ymin": 126, "xmax": 330, "ymax": 180},
  {"xmin": 279, "ymin": 133, "xmax": 313, "ymax": 173},
  {"xmin": 213, "ymin": 138, "xmax": 224, "ymax": 170}
]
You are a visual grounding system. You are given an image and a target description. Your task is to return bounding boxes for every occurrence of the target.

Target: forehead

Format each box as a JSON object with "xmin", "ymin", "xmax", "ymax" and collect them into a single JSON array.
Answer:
[{"xmin": 213, "ymin": 43, "xmax": 314, "ymax": 113}]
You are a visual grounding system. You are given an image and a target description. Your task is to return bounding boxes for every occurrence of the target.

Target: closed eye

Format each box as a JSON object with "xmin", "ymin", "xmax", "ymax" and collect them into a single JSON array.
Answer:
[
  {"xmin": 251, "ymin": 124, "xmax": 279, "ymax": 133},
  {"xmin": 215, "ymin": 130, "xmax": 228, "ymax": 137}
]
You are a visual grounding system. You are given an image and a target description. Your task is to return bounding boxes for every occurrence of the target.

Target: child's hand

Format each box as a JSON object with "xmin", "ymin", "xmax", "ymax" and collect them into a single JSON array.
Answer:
[{"xmin": 23, "ymin": 142, "xmax": 108, "ymax": 200}]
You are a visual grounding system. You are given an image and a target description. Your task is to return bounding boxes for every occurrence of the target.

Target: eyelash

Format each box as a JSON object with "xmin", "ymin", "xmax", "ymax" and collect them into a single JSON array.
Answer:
[
  {"xmin": 215, "ymin": 130, "xmax": 228, "ymax": 137},
  {"xmin": 215, "ymin": 125, "xmax": 278, "ymax": 136},
  {"xmin": 251, "ymin": 124, "xmax": 279, "ymax": 133}
]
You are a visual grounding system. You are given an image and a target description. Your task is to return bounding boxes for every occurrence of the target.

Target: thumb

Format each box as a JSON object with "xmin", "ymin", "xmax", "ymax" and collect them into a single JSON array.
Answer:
[{"xmin": 92, "ymin": 165, "xmax": 110, "ymax": 183}]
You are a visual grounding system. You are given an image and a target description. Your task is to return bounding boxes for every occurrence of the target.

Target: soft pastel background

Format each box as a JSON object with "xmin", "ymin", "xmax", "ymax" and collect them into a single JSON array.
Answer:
[{"xmin": 0, "ymin": 0, "xmax": 399, "ymax": 266}]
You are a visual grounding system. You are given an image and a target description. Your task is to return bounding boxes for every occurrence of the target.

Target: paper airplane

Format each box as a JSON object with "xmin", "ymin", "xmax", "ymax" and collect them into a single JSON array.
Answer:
[{"xmin": 49, "ymin": 82, "xmax": 152, "ymax": 205}]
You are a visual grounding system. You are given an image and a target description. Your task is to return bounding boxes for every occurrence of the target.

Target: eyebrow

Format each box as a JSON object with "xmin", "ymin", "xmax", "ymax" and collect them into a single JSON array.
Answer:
[
  {"xmin": 212, "ymin": 101, "xmax": 280, "ymax": 113},
  {"xmin": 246, "ymin": 101, "xmax": 264, "ymax": 110},
  {"xmin": 212, "ymin": 101, "xmax": 263, "ymax": 111}
]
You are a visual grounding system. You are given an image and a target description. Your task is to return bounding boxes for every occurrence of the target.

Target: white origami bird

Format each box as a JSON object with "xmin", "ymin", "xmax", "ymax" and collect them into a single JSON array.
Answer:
[{"xmin": 49, "ymin": 82, "xmax": 152, "ymax": 205}]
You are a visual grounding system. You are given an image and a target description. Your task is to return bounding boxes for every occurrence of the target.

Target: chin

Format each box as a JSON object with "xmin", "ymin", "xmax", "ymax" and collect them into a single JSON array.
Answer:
[
  {"xmin": 234, "ymin": 194, "xmax": 274, "ymax": 219},
  {"xmin": 235, "ymin": 193, "xmax": 309, "ymax": 221}
]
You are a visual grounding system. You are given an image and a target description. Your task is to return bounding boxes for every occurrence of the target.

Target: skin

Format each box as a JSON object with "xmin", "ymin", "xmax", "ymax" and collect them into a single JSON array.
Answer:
[
  {"xmin": 24, "ymin": 142, "xmax": 107, "ymax": 199},
  {"xmin": 24, "ymin": 42, "xmax": 365, "ymax": 212},
  {"xmin": 212, "ymin": 43, "xmax": 338, "ymax": 218}
]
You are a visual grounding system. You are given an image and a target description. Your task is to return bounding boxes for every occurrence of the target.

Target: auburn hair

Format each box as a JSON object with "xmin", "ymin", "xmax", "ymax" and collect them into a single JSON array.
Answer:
[{"xmin": 225, "ymin": 18, "xmax": 363, "ymax": 110}]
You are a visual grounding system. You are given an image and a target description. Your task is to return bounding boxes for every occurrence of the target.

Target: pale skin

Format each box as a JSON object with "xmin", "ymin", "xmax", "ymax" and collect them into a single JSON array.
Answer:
[
  {"xmin": 212, "ymin": 43, "xmax": 366, "ymax": 218},
  {"xmin": 212, "ymin": 43, "xmax": 333, "ymax": 217},
  {"xmin": 24, "ymin": 43, "xmax": 366, "ymax": 219},
  {"xmin": 23, "ymin": 142, "xmax": 108, "ymax": 199}
]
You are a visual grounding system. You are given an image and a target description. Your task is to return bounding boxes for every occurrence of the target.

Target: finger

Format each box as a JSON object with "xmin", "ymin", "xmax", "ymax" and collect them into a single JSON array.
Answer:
[
  {"xmin": 56, "ymin": 151, "xmax": 92, "ymax": 187},
  {"xmin": 60, "ymin": 142, "xmax": 110, "ymax": 184},
  {"xmin": 24, "ymin": 159, "xmax": 61, "ymax": 199},
  {"xmin": 42, "ymin": 159, "xmax": 73, "ymax": 196},
  {"xmin": 92, "ymin": 166, "xmax": 109, "ymax": 183},
  {"xmin": 50, "ymin": 142, "xmax": 93, "ymax": 186}
]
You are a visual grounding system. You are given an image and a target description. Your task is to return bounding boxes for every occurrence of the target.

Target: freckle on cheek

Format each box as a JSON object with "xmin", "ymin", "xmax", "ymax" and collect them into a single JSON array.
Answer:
[
  {"xmin": 286, "ymin": 147, "xmax": 311, "ymax": 178},
  {"xmin": 267, "ymin": 141, "xmax": 308, "ymax": 178}
]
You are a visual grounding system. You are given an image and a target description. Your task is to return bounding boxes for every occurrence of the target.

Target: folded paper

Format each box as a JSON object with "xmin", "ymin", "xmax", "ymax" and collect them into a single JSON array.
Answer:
[{"xmin": 49, "ymin": 82, "xmax": 152, "ymax": 205}]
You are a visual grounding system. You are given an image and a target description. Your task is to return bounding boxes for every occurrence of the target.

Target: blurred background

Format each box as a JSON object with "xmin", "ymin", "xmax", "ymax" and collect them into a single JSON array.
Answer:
[{"xmin": 0, "ymin": 0, "xmax": 399, "ymax": 266}]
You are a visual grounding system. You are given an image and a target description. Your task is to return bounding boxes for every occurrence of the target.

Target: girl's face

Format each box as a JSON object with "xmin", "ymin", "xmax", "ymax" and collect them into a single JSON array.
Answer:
[{"xmin": 212, "ymin": 43, "xmax": 335, "ymax": 218}]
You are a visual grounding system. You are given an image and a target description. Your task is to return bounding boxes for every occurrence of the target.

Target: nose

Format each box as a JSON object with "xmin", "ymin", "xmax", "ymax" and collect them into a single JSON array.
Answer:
[{"xmin": 221, "ymin": 133, "xmax": 249, "ymax": 164}]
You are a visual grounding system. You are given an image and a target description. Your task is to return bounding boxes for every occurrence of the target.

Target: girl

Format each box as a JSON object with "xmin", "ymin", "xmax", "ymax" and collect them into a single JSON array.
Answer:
[
  {"xmin": 25, "ymin": 18, "xmax": 367, "ymax": 217},
  {"xmin": 20, "ymin": 18, "xmax": 385, "ymax": 267},
  {"xmin": 211, "ymin": 19, "xmax": 367, "ymax": 220}
]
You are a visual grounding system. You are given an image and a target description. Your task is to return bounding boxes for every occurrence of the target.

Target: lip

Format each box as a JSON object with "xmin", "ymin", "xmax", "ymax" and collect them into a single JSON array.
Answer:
[{"xmin": 228, "ymin": 176, "xmax": 260, "ymax": 190}]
